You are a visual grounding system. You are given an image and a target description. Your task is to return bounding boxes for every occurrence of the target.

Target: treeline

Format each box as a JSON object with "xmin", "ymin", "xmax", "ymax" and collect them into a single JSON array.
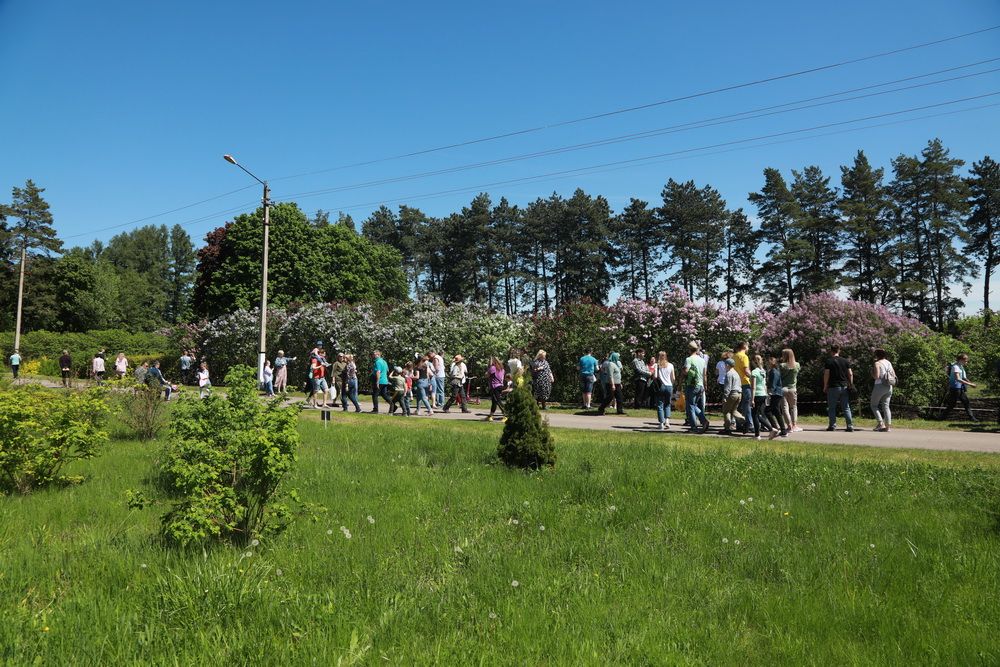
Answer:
[
  {"xmin": 1, "ymin": 137, "xmax": 998, "ymax": 334},
  {"xmin": 360, "ymin": 138, "xmax": 1000, "ymax": 330}
]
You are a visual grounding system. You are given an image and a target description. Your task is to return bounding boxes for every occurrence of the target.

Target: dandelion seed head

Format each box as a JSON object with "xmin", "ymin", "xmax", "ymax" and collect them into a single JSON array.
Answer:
[
  {"xmin": 275, "ymin": 568, "xmax": 283, "ymax": 577},
  {"xmin": 367, "ymin": 515, "xmax": 375, "ymax": 524},
  {"xmin": 747, "ymin": 497, "xmax": 753, "ymax": 502},
  {"xmin": 326, "ymin": 529, "xmax": 333, "ymax": 535},
  {"xmin": 769, "ymin": 504, "xmax": 775, "ymax": 509},
  {"xmin": 539, "ymin": 525, "xmax": 545, "ymax": 532},
  {"xmin": 609, "ymin": 505, "xmax": 617, "ymax": 512},
  {"xmin": 489, "ymin": 612, "xmax": 498, "ymax": 619},
  {"xmin": 140, "ymin": 563, "xmax": 147, "ymax": 569},
  {"xmin": 739, "ymin": 500, "xmax": 746, "ymax": 506},
  {"xmin": 870, "ymin": 543, "xmax": 876, "ymax": 549},
  {"xmin": 722, "ymin": 538, "xmax": 729, "ymax": 544},
  {"xmin": 511, "ymin": 580, "xmax": 520, "ymax": 588},
  {"xmin": 512, "ymin": 519, "xmax": 519, "ymax": 525},
  {"xmin": 734, "ymin": 540, "xmax": 741, "ymax": 545},
  {"xmin": 243, "ymin": 551, "xmax": 253, "ymax": 558},
  {"xmin": 454, "ymin": 545, "xmax": 463, "ymax": 554},
  {"xmin": 250, "ymin": 539, "xmax": 260, "ymax": 547}
]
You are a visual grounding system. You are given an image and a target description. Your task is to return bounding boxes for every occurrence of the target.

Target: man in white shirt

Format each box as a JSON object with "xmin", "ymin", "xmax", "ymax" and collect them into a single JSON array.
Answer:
[{"xmin": 428, "ymin": 350, "xmax": 446, "ymax": 408}]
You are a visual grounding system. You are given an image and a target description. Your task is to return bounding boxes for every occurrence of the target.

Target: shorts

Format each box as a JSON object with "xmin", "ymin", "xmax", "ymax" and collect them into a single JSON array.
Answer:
[
  {"xmin": 580, "ymin": 377, "xmax": 595, "ymax": 393},
  {"xmin": 314, "ymin": 378, "xmax": 329, "ymax": 392}
]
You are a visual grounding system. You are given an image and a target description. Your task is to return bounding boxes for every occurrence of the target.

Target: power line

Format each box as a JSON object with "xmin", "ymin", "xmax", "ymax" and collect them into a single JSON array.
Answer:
[
  {"xmin": 270, "ymin": 24, "xmax": 1000, "ymax": 182},
  {"xmin": 275, "ymin": 65, "xmax": 1000, "ymax": 201}
]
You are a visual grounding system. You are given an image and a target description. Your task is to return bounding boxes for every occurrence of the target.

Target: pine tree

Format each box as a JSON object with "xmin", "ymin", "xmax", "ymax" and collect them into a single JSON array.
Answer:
[
  {"xmin": 167, "ymin": 225, "xmax": 196, "ymax": 323},
  {"xmin": 748, "ymin": 168, "xmax": 809, "ymax": 308},
  {"xmin": 791, "ymin": 165, "xmax": 842, "ymax": 294},
  {"xmin": 497, "ymin": 382, "xmax": 555, "ymax": 469},
  {"xmin": 839, "ymin": 150, "xmax": 894, "ymax": 304},
  {"xmin": 610, "ymin": 198, "xmax": 664, "ymax": 301},
  {"xmin": 964, "ymin": 155, "xmax": 1000, "ymax": 326},
  {"xmin": 720, "ymin": 208, "xmax": 758, "ymax": 310}
]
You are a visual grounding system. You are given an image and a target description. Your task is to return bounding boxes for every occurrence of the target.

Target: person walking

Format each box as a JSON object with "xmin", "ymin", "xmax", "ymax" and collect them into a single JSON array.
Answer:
[
  {"xmin": 779, "ymin": 348, "xmax": 802, "ymax": 432},
  {"xmin": 486, "ymin": 356, "xmax": 507, "ymax": 422},
  {"xmin": 262, "ymin": 360, "xmax": 275, "ymax": 396},
  {"xmin": 331, "ymin": 353, "xmax": 348, "ymax": 410},
  {"xmin": 683, "ymin": 341, "xmax": 710, "ymax": 432},
  {"xmin": 59, "ymin": 349, "xmax": 72, "ymax": 387},
  {"xmin": 273, "ymin": 350, "xmax": 296, "ymax": 393},
  {"xmin": 720, "ymin": 359, "xmax": 744, "ymax": 435},
  {"xmin": 443, "ymin": 354, "xmax": 470, "ymax": 413},
  {"xmin": 749, "ymin": 355, "xmax": 776, "ymax": 440},
  {"xmin": 578, "ymin": 349, "xmax": 599, "ymax": 409},
  {"xmin": 114, "ymin": 352, "xmax": 129, "ymax": 380},
  {"xmin": 371, "ymin": 350, "xmax": 392, "ymax": 413},
  {"xmin": 92, "ymin": 352, "xmax": 106, "ymax": 385},
  {"xmin": 343, "ymin": 354, "xmax": 362, "ymax": 412},
  {"xmin": 631, "ymin": 348, "xmax": 651, "ymax": 409},
  {"xmin": 429, "ymin": 350, "xmax": 446, "ymax": 409},
  {"xmin": 823, "ymin": 345, "xmax": 854, "ymax": 432},
  {"xmin": 531, "ymin": 350, "xmax": 555, "ymax": 411},
  {"xmin": 310, "ymin": 358, "xmax": 329, "ymax": 409},
  {"xmin": 414, "ymin": 355, "xmax": 435, "ymax": 416},
  {"xmin": 733, "ymin": 341, "xmax": 752, "ymax": 434},
  {"xmin": 597, "ymin": 352, "xmax": 626, "ymax": 416},
  {"xmin": 389, "ymin": 367, "xmax": 410, "ymax": 416},
  {"xmin": 8, "ymin": 350, "xmax": 21, "ymax": 381},
  {"xmin": 871, "ymin": 349, "xmax": 896, "ymax": 432},
  {"xmin": 652, "ymin": 351, "xmax": 675, "ymax": 431},
  {"xmin": 766, "ymin": 355, "xmax": 788, "ymax": 437},
  {"xmin": 716, "ymin": 350, "xmax": 732, "ymax": 390},
  {"xmin": 197, "ymin": 361, "xmax": 212, "ymax": 398},
  {"xmin": 941, "ymin": 353, "xmax": 978, "ymax": 422}
]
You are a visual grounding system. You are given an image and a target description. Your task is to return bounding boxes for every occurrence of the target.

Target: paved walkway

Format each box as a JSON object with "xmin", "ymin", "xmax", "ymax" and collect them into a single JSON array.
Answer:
[{"xmin": 361, "ymin": 406, "xmax": 1000, "ymax": 454}]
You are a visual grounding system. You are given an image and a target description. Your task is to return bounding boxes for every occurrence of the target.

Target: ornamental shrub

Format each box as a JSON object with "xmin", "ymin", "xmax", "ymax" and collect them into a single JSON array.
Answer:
[
  {"xmin": 115, "ymin": 378, "xmax": 171, "ymax": 440},
  {"xmin": 159, "ymin": 365, "xmax": 301, "ymax": 547},
  {"xmin": 498, "ymin": 382, "xmax": 555, "ymax": 469},
  {"xmin": 0, "ymin": 329, "xmax": 177, "ymax": 379},
  {"xmin": 0, "ymin": 387, "xmax": 109, "ymax": 493}
]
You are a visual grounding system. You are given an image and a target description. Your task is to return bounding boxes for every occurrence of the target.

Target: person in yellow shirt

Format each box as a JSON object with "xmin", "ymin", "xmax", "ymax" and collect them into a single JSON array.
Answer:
[{"xmin": 732, "ymin": 341, "xmax": 752, "ymax": 434}]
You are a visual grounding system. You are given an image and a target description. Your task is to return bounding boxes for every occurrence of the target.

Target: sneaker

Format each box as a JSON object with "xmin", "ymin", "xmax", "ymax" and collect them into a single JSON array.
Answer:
[
  {"xmin": 825, "ymin": 426, "xmax": 835, "ymax": 431},
  {"xmin": 664, "ymin": 423, "xmax": 671, "ymax": 430},
  {"xmin": 792, "ymin": 426, "xmax": 803, "ymax": 432},
  {"xmin": 845, "ymin": 426, "xmax": 854, "ymax": 432},
  {"xmin": 658, "ymin": 423, "xmax": 665, "ymax": 432},
  {"xmin": 768, "ymin": 430, "xmax": 778, "ymax": 440},
  {"xmin": 755, "ymin": 436, "xmax": 762, "ymax": 441},
  {"xmin": 501, "ymin": 417, "xmax": 508, "ymax": 423}
]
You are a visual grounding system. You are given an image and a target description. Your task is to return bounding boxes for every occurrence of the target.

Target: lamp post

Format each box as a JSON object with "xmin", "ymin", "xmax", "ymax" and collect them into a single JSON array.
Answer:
[{"xmin": 223, "ymin": 154, "xmax": 270, "ymax": 381}]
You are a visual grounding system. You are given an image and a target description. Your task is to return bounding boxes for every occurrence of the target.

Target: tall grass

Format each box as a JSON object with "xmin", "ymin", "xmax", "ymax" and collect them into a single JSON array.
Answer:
[{"xmin": 1, "ymin": 414, "xmax": 998, "ymax": 664}]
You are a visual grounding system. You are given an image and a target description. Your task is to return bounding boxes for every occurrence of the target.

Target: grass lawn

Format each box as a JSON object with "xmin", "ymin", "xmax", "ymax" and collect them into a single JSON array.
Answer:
[{"xmin": 2, "ymin": 412, "xmax": 1000, "ymax": 664}]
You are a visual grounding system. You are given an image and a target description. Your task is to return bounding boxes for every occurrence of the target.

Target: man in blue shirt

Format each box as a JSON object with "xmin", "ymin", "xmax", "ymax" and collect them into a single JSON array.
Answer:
[
  {"xmin": 370, "ymin": 350, "xmax": 392, "ymax": 413},
  {"xmin": 9, "ymin": 350, "xmax": 21, "ymax": 381},
  {"xmin": 145, "ymin": 360, "xmax": 174, "ymax": 400},
  {"xmin": 578, "ymin": 349, "xmax": 599, "ymax": 409},
  {"xmin": 941, "ymin": 353, "xmax": 978, "ymax": 422}
]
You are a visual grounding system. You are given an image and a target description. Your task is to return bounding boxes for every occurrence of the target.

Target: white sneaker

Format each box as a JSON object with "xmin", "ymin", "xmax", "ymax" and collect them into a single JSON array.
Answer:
[{"xmin": 658, "ymin": 423, "xmax": 665, "ymax": 432}]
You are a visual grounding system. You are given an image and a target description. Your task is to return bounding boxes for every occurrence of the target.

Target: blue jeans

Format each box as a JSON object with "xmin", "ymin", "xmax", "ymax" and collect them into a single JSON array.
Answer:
[
  {"xmin": 827, "ymin": 386, "xmax": 853, "ymax": 428},
  {"xmin": 416, "ymin": 380, "xmax": 433, "ymax": 412},
  {"xmin": 739, "ymin": 385, "xmax": 752, "ymax": 433},
  {"xmin": 655, "ymin": 385, "xmax": 673, "ymax": 424},
  {"xmin": 433, "ymin": 376, "xmax": 445, "ymax": 406},
  {"xmin": 345, "ymin": 377, "xmax": 361, "ymax": 411},
  {"xmin": 263, "ymin": 380, "xmax": 274, "ymax": 396},
  {"xmin": 685, "ymin": 385, "xmax": 707, "ymax": 427}
]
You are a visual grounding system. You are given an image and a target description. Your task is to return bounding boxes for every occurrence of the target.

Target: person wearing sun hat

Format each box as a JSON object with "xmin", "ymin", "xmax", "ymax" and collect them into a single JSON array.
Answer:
[{"xmin": 442, "ymin": 354, "xmax": 470, "ymax": 413}]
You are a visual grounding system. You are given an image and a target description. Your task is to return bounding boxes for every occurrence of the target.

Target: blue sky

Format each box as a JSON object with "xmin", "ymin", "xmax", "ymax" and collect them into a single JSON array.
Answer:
[{"xmin": 1, "ymin": 0, "xmax": 999, "ymax": 302}]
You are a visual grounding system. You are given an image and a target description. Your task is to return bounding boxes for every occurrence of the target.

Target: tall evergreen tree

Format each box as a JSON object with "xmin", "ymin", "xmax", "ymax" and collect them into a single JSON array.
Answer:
[
  {"xmin": 167, "ymin": 225, "xmax": 196, "ymax": 323},
  {"xmin": 748, "ymin": 168, "xmax": 809, "ymax": 308},
  {"xmin": 791, "ymin": 165, "xmax": 842, "ymax": 294},
  {"xmin": 611, "ymin": 198, "xmax": 664, "ymax": 300},
  {"xmin": 964, "ymin": 155, "xmax": 1000, "ymax": 326},
  {"xmin": 720, "ymin": 208, "xmax": 757, "ymax": 310},
  {"xmin": 554, "ymin": 189, "xmax": 612, "ymax": 305},
  {"xmin": 839, "ymin": 150, "xmax": 894, "ymax": 304}
]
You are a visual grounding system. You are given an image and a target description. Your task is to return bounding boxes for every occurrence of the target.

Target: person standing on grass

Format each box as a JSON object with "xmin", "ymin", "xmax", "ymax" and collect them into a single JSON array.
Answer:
[
  {"xmin": 683, "ymin": 341, "xmax": 710, "ymax": 433},
  {"xmin": 749, "ymin": 355, "xmax": 776, "ymax": 440},
  {"xmin": 732, "ymin": 341, "xmax": 752, "ymax": 435},
  {"xmin": 579, "ymin": 348, "xmax": 599, "ymax": 409},
  {"xmin": 414, "ymin": 355, "xmax": 435, "ymax": 416},
  {"xmin": 59, "ymin": 349, "xmax": 72, "ymax": 387},
  {"xmin": 92, "ymin": 352, "xmax": 106, "ymax": 385},
  {"xmin": 342, "ymin": 354, "xmax": 362, "ymax": 412},
  {"xmin": 273, "ymin": 350, "xmax": 296, "ymax": 393},
  {"xmin": 653, "ymin": 351, "xmax": 675, "ymax": 431},
  {"xmin": 262, "ymin": 360, "xmax": 275, "ymax": 396},
  {"xmin": 486, "ymin": 356, "xmax": 507, "ymax": 422},
  {"xmin": 780, "ymin": 348, "xmax": 802, "ymax": 432},
  {"xmin": 871, "ymin": 349, "xmax": 896, "ymax": 432},
  {"xmin": 631, "ymin": 348, "xmax": 651, "ymax": 409},
  {"xmin": 197, "ymin": 361, "xmax": 212, "ymax": 398},
  {"xmin": 766, "ymin": 355, "xmax": 788, "ymax": 437},
  {"xmin": 941, "ymin": 353, "xmax": 978, "ymax": 422},
  {"xmin": 823, "ymin": 345, "xmax": 854, "ymax": 432},
  {"xmin": 179, "ymin": 351, "xmax": 193, "ymax": 386},
  {"xmin": 371, "ymin": 350, "xmax": 392, "ymax": 413},
  {"xmin": 443, "ymin": 354, "xmax": 471, "ymax": 414},
  {"xmin": 531, "ymin": 350, "xmax": 555, "ymax": 411},
  {"xmin": 114, "ymin": 352, "xmax": 128, "ymax": 380},
  {"xmin": 720, "ymin": 358, "xmax": 744, "ymax": 435},
  {"xmin": 597, "ymin": 352, "xmax": 626, "ymax": 416}
]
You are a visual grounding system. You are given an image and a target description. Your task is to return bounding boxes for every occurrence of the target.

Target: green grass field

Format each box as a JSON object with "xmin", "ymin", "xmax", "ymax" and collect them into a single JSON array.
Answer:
[{"xmin": 2, "ymin": 412, "xmax": 1000, "ymax": 664}]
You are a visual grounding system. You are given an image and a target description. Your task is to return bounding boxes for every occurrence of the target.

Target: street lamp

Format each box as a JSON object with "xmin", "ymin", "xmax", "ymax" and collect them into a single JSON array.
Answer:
[{"xmin": 223, "ymin": 154, "xmax": 271, "ymax": 382}]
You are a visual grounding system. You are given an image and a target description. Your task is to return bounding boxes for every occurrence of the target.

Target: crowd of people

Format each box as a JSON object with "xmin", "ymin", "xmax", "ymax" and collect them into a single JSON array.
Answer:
[{"xmin": 2, "ymin": 341, "xmax": 990, "ymax": 431}]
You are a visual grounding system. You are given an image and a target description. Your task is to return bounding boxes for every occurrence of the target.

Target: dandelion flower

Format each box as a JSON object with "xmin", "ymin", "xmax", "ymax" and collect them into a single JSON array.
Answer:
[
  {"xmin": 367, "ymin": 515, "xmax": 375, "ymax": 524},
  {"xmin": 511, "ymin": 580, "xmax": 520, "ymax": 588},
  {"xmin": 783, "ymin": 511, "xmax": 790, "ymax": 516},
  {"xmin": 42, "ymin": 627, "xmax": 49, "ymax": 633}
]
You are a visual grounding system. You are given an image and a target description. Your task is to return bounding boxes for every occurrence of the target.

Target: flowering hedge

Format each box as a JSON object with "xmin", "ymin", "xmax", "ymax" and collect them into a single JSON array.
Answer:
[
  {"xmin": 758, "ymin": 293, "xmax": 959, "ymax": 406},
  {"xmin": 181, "ymin": 290, "xmax": 967, "ymax": 407}
]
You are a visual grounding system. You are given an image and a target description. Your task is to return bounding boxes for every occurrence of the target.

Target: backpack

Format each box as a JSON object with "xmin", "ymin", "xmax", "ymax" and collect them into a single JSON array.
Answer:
[
  {"xmin": 885, "ymin": 362, "xmax": 897, "ymax": 387},
  {"xmin": 684, "ymin": 365, "xmax": 699, "ymax": 388}
]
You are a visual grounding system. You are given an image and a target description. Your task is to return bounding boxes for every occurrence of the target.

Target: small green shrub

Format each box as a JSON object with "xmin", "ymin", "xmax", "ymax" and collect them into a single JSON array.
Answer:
[
  {"xmin": 159, "ymin": 365, "xmax": 301, "ymax": 547},
  {"xmin": 497, "ymin": 382, "xmax": 555, "ymax": 469},
  {"xmin": 115, "ymin": 378, "xmax": 171, "ymax": 440},
  {"xmin": 0, "ymin": 387, "xmax": 109, "ymax": 493}
]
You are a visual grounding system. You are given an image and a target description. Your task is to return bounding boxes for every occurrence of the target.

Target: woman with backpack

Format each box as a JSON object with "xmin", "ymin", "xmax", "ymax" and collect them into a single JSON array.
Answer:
[{"xmin": 871, "ymin": 349, "xmax": 896, "ymax": 432}]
